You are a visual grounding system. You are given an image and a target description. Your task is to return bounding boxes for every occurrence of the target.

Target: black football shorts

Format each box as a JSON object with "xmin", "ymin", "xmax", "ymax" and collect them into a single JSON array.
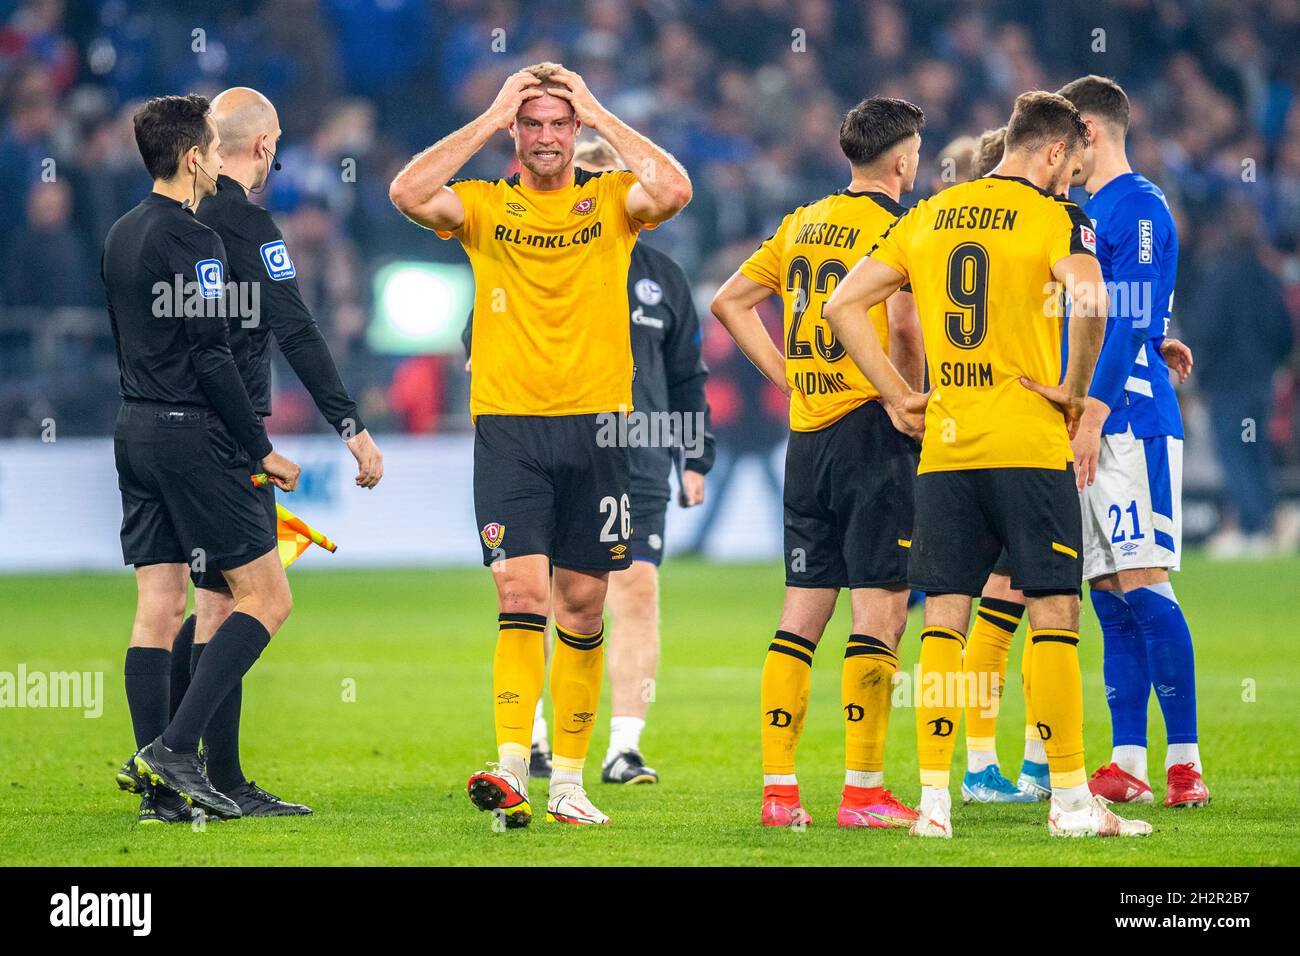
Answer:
[
  {"xmin": 908, "ymin": 465, "xmax": 1082, "ymax": 597},
  {"xmin": 473, "ymin": 413, "xmax": 632, "ymax": 572},
  {"xmin": 783, "ymin": 400, "xmax": 918, "ymax": 590}
]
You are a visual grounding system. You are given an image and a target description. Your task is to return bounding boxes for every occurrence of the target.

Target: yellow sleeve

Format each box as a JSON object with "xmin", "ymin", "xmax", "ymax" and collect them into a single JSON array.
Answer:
[
  {"xmin": 435, "ymin": 179, "xmax": 491, "ymax": 244},
  {"xmin": 737, "ymin": 217, "xmax": 789, "ymax": 292},
  {"xmin": 607, "ymin": 169, "xmax": 659, "ymax": 234},
  {"xmin": 867, "ymin": 207, "xmax": 913, "ymax": 281}
]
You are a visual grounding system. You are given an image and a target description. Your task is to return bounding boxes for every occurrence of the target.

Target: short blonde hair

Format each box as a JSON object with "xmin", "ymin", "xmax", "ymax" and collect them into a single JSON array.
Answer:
[
  {"xmin": 574, "ymin": 137, "xmax": 621, "ymax": 169},
  {"xmin": 972, "ymin": 126, "xmax": 1007, "ymax": 179},
  {"xmin": 523, "ymin": 61, "xmax": 565, "ymax": 82},
  {"xmin": 937, "ymin": 135, "xmax": 978, "ymax": 185}
]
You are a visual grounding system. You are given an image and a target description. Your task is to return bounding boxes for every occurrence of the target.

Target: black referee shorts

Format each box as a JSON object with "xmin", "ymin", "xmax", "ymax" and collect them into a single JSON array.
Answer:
[
  {"xmin": 783, "ymin": 400, "xmax": 918, "ymax": 590},
  {"xmin": 114, "ymin": 401, "xmax": 277, "ymax": 578}
]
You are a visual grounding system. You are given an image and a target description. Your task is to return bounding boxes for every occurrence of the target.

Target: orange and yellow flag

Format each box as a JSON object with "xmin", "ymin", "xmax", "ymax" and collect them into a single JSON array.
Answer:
[
  {"xmin": 275, "ymin": 503, "xmax": 337, "ymax": 568},
  {"xmin": 251, "ymin": 473, "xmax": 338, "ymax": 569}
]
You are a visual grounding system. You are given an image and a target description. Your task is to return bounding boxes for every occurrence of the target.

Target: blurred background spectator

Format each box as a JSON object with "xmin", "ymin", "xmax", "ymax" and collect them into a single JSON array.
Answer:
[{"xmin": 0, "ymin": 0, "xmax": 1297, "ymax": 550}]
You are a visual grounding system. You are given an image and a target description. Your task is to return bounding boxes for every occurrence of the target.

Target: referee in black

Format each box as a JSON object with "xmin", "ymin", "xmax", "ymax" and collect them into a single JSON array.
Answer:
[
  {"xmin": 107, "ymin": 94, "xmax": 300, "ymax": 822},
  {"xmin": 161, "ymin": 87, "xmax": 382, "ymax": 817},
  {"xmin": 462, "ymin": 138, "xmax": 714, "ymax": 784}
]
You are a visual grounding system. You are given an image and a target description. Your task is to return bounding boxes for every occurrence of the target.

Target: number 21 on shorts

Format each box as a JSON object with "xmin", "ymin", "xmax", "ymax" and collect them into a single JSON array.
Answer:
[{"xmin": 1109, "ymin": 499, "xmax": 1145, "ymax": 543}]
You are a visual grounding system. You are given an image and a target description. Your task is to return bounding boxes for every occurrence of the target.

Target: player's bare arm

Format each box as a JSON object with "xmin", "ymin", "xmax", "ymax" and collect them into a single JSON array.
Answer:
[
  {"xmin": 1020, "ymin": 253, "xmax": 1109, "ymax": 485},
  {"xmin": 710, "ymin": 271, "xmax": 789, "ymax": 395},
  {"xmin": 388, "ymin": 71, "xmax": 544, "ymax": 230},
  {"xmin": 886, "ymin": 289, "xmax": 924, "ymax": 390},
  {"xmin": 546, "ymin": 68, "xmax": 691, "ymax": 223},
  {"xmin": 824, "ymin": 256, "xmax": 928, "ymax": 439}
]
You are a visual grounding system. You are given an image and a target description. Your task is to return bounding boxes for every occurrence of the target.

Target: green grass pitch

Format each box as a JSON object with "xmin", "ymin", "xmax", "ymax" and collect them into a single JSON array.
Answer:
[{"xmin": 1, "ymin": 555, "xmax": 1296, "ymax": 866}]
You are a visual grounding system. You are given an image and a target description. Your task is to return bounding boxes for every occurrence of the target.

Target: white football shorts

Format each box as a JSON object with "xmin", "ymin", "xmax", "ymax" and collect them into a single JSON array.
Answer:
[{"xmin": 1080, "ymin": 428, "xmax": 1182, "ymax": 582}]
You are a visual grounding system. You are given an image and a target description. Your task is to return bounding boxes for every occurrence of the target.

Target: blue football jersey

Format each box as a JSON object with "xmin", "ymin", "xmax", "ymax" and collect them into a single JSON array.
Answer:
[{"xmin": 1085, "ymin": 173, "xmax": 1183, "ymax": 438}]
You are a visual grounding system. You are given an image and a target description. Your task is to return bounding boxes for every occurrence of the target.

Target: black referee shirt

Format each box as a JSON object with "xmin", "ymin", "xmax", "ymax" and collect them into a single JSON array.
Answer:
[
  {"xmin": 196, "ymin": 175, "xmax": 363, "ymax": 437},
  {"xmin": 102, "ymin": 192, "xmax": 272, "ymax": 461}
]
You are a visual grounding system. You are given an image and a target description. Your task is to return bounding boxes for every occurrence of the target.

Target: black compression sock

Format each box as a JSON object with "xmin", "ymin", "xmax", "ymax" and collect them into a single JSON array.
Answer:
[
  {"xmin": 191, "ymin": 638, "xmax": 247, "ymax": 789},
  {"xmin": 164, "ymin": 613, "xmax": 269, "ymax": 754},
  {"xmin": 168, "ymin": 614, "xmax": 196, "ymax": 721},
  {"xmin": 124, "ymin": 646, "xmax": 171, "ymax": 750}
]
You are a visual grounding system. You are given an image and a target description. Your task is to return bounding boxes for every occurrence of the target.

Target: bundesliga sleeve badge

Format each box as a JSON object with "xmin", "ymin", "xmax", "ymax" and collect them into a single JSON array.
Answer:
[{"xmin": 1078, "ymin": 224, "xmax": 1097, "ymax": 253}]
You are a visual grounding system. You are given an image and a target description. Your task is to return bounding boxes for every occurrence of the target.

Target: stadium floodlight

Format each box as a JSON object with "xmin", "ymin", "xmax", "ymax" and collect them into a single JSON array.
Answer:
[{"xmin": 368, "ymin": 261, "xmax": 474, "ymax": 355}]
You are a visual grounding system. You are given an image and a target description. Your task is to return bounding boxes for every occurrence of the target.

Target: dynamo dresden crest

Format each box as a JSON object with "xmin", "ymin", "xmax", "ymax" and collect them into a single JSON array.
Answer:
[
  {"xmin": 571, "ymin": 197, "xmax": 596, "ymax": 216},
  {"xmin": 480, "ymin": 522, "xmax": 505, "ymax": 549}
]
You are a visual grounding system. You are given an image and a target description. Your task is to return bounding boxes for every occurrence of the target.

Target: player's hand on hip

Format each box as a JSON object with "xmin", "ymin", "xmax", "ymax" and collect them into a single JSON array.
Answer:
[
  {"xmin": 487, "ymin": 71, "xmax": 544, "ymax": 130},
  {"xmin": 886, "ymin": 390, "xmax": 929, "ymax": 441},
  {"xmin": 261, "ymin": 451, "xmax": 301, "ymax": 493},
  {"xmin": 1160, "ymin": 337, "xmax": 1194, "ymax": 383},
  {"xmin": 546, "ymin": 68, "xmax": 607, "ymax": 127},
  {"xmin": 681, "ymin": 470, "xmax": 705, "ymax": 507},
  {"xmin": 346, "ymin": 428, "xmax": 384, "ymax": 489},
  {"xmin": 1018, "ymin": 377, "xmax": 1087, "ymax": 437}
]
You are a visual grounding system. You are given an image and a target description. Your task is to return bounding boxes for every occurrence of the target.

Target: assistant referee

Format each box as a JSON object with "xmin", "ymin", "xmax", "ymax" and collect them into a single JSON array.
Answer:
[
  {"xmin": 106, "ymin": 94, "xmax": 300, "ymax": 822},
  {"xmin": 162, "ymin": 86, "xmax": 382, "ymax": 818}
]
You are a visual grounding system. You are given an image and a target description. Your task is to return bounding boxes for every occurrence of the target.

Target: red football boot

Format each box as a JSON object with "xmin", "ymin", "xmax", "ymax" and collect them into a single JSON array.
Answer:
[
  {"xmin": 838, "ymin": 786, "xmax": 919, "ymax": 828},
  {"xmin": 1164, "ymin": 762, "xmax": 1210, "ymax": 808},
  {"xmin": 761, "ymin": 784, "xmax": 812, "ymax": 828},
  {"xmin": 1088, "ymin": 763, "xmax": 1154, "ymax": 804}
]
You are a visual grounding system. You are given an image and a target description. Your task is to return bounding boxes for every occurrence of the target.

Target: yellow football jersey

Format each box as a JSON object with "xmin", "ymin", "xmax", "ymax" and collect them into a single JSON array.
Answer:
[
  {"xmin": 437, "ymin": 168, "xmax": 650, "ymax": 417},
  {"xmin": 868, "ymin": 175, "xmax": 1097, "ymax": 473},
  {"xmin": 740, "ymin": 190, "xmax": 906, "ymax": 432}
]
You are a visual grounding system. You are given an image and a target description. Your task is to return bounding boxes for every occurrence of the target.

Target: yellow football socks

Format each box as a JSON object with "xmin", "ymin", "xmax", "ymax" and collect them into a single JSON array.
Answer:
[
  {"xmin": 550, "ymin": 622, "xmax": 605, "ymax": 771},
  {"xmin": 842, "ymin": 634, "xmax": 898, "ymax": 778},
  {"xmin": 494, "ymin": 612, "xmax": 547, "ymax": 768},
  {"xmin": 761, "ymin": 630, "xmax": 816, "ymax": 777},
  {"xmin": 916, "ymin": 626, "xmax": 966, "ymax": 788},
  {"xmin": 1026, "ymin": 628, "xmax": 1086, "ymax": 790},
  {"xmin": 964, "ymin": 597, "xmax": 1024, "ymax": 759}
]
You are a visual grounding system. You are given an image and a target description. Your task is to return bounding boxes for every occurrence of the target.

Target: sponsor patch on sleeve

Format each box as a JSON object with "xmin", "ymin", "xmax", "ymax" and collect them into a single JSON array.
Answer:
[
  {"xmin": 1138, "ymin": 219, "xmax": 1153, "ymax": 264},
  {"xmin": 259, "ymin": 239, "xmax": 296, "ymax": 280},
  {"xmin": 196, "ymin": 258, "xmax": 224, "ymax": 298}
]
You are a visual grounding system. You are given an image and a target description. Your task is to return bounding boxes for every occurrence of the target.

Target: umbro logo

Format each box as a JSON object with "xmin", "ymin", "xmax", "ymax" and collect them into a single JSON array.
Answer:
[
  {"xmin": 610, "ymin": 543, "xmax": 628, "ymax": 558},
  {"xmin": 573, "ymin": 711, "xmax": 594, "ymax": 723},
  {"xmin": 506, "ymin": 201, "xmax": 526, "ymax": 217},
  {"xmin": 497, "ymin": 691, "xmax": 520, "ymax": 704}
]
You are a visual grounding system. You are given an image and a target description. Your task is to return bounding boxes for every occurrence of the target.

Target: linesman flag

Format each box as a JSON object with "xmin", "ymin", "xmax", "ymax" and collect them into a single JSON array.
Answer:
[{"xmin": 252, "ymin": 473, "xmax": 339, "ymax": 569}]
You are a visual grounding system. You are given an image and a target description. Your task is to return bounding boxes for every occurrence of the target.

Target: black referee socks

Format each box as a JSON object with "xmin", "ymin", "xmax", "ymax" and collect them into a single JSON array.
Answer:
[
  {"xmin": 124, "ymin": 646, "xmax": 171, "ymax": 750},
  {"xmin": 189, "ymin": 641, "xmax": 247, "ymax": 791},
  {"xmin": 168, "ymin": 614, "xmax": 196, "ymax": 720},
  {"xmin": 164, "ymin": 612, "xmax": 269, "ymax": 756}
]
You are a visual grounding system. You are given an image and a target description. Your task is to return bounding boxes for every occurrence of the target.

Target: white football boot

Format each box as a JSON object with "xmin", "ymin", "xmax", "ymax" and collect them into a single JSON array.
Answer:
[
  {"xmin": 909, "ymin": 786, "xmax": 953, "ymax": 839},
  {"xmin": 547, "ymin": 784, "xmax": 611, "ymax": 825},
  {"xmin": 1048, "ymin": 793, "xmax": 1152, "ymax": 837}
]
